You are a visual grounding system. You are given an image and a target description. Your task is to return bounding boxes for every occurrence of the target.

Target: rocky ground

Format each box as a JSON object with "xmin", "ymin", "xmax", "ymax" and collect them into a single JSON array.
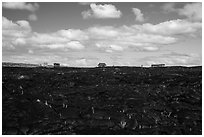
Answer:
[{"xmin": 2, "ymin": 66, "xmax": 202, "ymax": 135}]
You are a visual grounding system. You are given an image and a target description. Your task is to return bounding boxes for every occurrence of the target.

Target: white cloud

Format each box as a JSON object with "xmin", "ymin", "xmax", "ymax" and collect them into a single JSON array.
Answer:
[
  {"xmin": 96, "ymin": 43, "xmax": 124, "ymax": 52},
  {"xmin": 88, "ymin": 26, "xmax": 119, "ymax": 39},
  {"xmin": 2, "ymin": 41, "xmax": 15, "ymax": 50},
  {"xmin": 79, "ymin": 2, "xmax": 93, "ymax": 5},
  {"xmin": 2, "ymin": 16, "xmax": 201, "ymax": 54},
  {"xmin": 89, "ymin": 21, "xmax": 197, "ymax": 52},
  {"xmin": 3, "ymin": 2, "xmax": 39, "ymax": 23},
  {"xmin": 162, "ymin": 3, "xmax": 202, "ymax": 22},
  {"xmin": 57, "ymin": 29, "xmax": 89, "ymax": 41},
  {"xmin": 105, "ymin": 49, "xmax": 113, "ymax": 53},
  {"xmin": 3, "ymin": 17, "xmax": 86, "ymax": 50},
  {"xmin": 2, "ymin": 17, "xmax": 31, "ymax": 32},
  {"xmin": 12, "ymin": 38, "xmax": 27, "ymax": 45},
  {"xmin": 66, "ymin": 41, "xmax": 85, "ymax": 50},
  {"xmin": 82, "ymin": 3, "xmax": 122, "ymax": 19},
  {"xmin": 29, "ymin": 30, "xmax": 87, "ymax": 50},
  {"xmin": 81, "ymin": 10, "xmax": 91, "ymax": 19},
  {"xmin": 178, "ymin": 3, "xmax": 202, "ymax": 22},
  {"xmin": 88, "ymin": 24, "xmax": 177, "ymax": 51},
  {"xmin": 133, "ymin": 19, "xmax": 201, "ymax": 35},
  {"xmin": 30, "ymin": 32, "xmax": 68, "ymax": 45},
  {"xmin": 30, "ymin": 33, "xmax": 85, "ymax": 50},
  {"xmin": 2, "ymin": 17, "xmax": 31, "ymax": 48},
  {"xmin": 28, "ymin": 49, "xmax": 34, "ymax": 54},
  {"xmin": 132, "ymin": 8, "xmax": 144, "ymax": 22},
  {"xmin": 88, "ymin": 20, "xmax": 200, "ymax": 52},
  {"xmin": 3, "ymin": 2, "xmax": 39, "ymax": 12},
  {"xmin": 28, "ymin": 14, "xmax": 38, "ymax": 21},
  {"xmin": 110, "ymin": 45, "xmax": 123, "ymax": 51},
  {"xmin": 38, "ymin": 41, "xmax": 84, "ymax": 50},
  {"xmin": 142, "ymin": 46, "xmax": 159, "ymax": 51},
  {"xmin": 16, "ymin": 20, "xmax": 31, "ymax": 30},
  {"xmin": 119, "ymin": 33, "xmax": 177, "ymax": 45}
]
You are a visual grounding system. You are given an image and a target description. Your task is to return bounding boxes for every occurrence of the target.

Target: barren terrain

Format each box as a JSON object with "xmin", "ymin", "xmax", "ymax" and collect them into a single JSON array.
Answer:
[{"xmin": 2, "ymin": 66, "xmax": 202, "ymax": 135}]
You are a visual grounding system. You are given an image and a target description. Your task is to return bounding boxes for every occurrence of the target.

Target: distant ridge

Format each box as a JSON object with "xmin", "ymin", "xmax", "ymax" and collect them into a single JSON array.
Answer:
[
  {"xmin": 2, "ymin": 62, "xmax": 201, "ymax": 68},
  {"xmin": 2, "ymin": 62, "xmax": 40, "ymax": 68}
]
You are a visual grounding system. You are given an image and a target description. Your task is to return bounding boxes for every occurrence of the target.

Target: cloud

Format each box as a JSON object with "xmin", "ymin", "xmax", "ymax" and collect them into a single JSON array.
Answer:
[
  {"xmin": 133, "ymin": 19, "xmax": 201, "ymax": 35},
  {"xmin": 162, "ymin": 3, "xmax": 202, "ymax": 22},
  {"xmin": 65, "ymin": 41, "xmax": 85, "ymax": 50},
  {"xmin": 82, "ymin": 3, "xmax": 122, "ymax": 19},
  {"xmin": 2, "ymin": 41, "xmax": 15, "ymax": 50},
  {"xmin": 28, "ymin": 29, "xmax": 88, "ymax": 49},
  {"xmin": 28, "ymin": 29, "xmax": 88, "ymax": 50},
  {"xmin": 110, "ymin": 45, "xmax": 123, "ymax": 51},
  {"xmin": 178, "ymin": 3, "xmax": 202, "ymax": 22},
  {"xmin": 12, "ymin": 38, "xmax": 27, "ymax": 45},
  {"xmin": 2, "ymin": 17, "xmax": 31, "ymax": 32},
  {"xmin": 105, "ymin": 49, "xmax": 113, "ymax": 53},
  {"xmin": 2, "ymin": 17, "xmax": 31, "ymax": 49},
  {"xmin": 132, "ymin": 8, "xmax": 144, "ymax": 22},
  {"xmin": 142, "ymin": 46, "xmax": 159, "ymax": 51},
  {"xmin": 118, "ymin": 33, "xmax": 177, "ymax": 45},
  {"xmin": 88, "ymin": 24, "xmax": 177, "ymax": 47},
  {"xmin": 3, "ymin": 2, "xmax": 39, "ymax": 22},
  {"xmin": 28, "ymin": 14, "xmax": 38, "ymax": 21},
  {"xmin": 78, "ymin": 2, "xmax": 93, "ymax": 5},
  {"xmin": 29, "ymin": 32, "xmax": 85, "ymax": 50},
  {"xmin": 38, "ymin": 41, "xmax": 84, "ymax": 50},
  {"xmin": 87, "ymin": 18, "xmax": 200, "ymax": 52},
  {"xmin": 2, "ymin": 16, "xmax": 201, "ymax": 54},
  {"xmin": 30, "ymin": 32, "xmax": 68, "ymax": 45},
  {"xmin": 87, "ymin": 26, "xmax": 119, "ymax": 39},
  {"xmin": 3, "ymin": 2, "xmax": 39, "ymax": 12},
  {"xmin": 28, "ymin": 49, "xmax": 34, "ymax": 54},
  {"xmin": 96, "ymin": 43, "xmax": 124, "ymax": 52},
  {"xmin": 3, "ymin": 17, "xmax": 86, "ymax": 50},
  {"xmin": 57, "ymin": 29, "xmax": 89, "ymax": 41}
]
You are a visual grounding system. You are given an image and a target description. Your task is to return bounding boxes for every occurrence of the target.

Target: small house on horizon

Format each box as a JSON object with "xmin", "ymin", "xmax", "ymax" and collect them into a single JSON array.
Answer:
[
  {"xmin": 54, "ymin": 63, "xmax": 60, "ymax": 68},
  {"xmin": 151, "ymin": 64, "xmax": 165, "ymax": 67},
  {"xmin": 98, "ymin": 63, "xmax": 106, "ymax": 67}
]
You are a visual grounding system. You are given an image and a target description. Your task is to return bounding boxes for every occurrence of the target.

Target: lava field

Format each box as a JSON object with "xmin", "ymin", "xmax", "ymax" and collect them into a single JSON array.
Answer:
[{"xmin": 2, "ymin": 66, "xmax": 202, "ymax": 135}]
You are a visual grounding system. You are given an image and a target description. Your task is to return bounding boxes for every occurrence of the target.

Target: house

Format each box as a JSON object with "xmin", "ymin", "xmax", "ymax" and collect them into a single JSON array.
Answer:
[
  {"xmin": 98, "ymin": 63, "xmax": 106, "ymax": 67},
  {"xmin": 54, "ymin": 63, "xmax": 60, "ymax": 68},
  {"xmin": 151, "ymin": 64, "xmax": 165, "ymax": 67}
]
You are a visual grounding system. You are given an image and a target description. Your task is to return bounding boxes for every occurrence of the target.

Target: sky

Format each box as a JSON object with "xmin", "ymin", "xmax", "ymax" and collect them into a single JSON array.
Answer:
[{"xmin": 2, "ymin": 2, "xmax": 202, "ymax": 67}]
